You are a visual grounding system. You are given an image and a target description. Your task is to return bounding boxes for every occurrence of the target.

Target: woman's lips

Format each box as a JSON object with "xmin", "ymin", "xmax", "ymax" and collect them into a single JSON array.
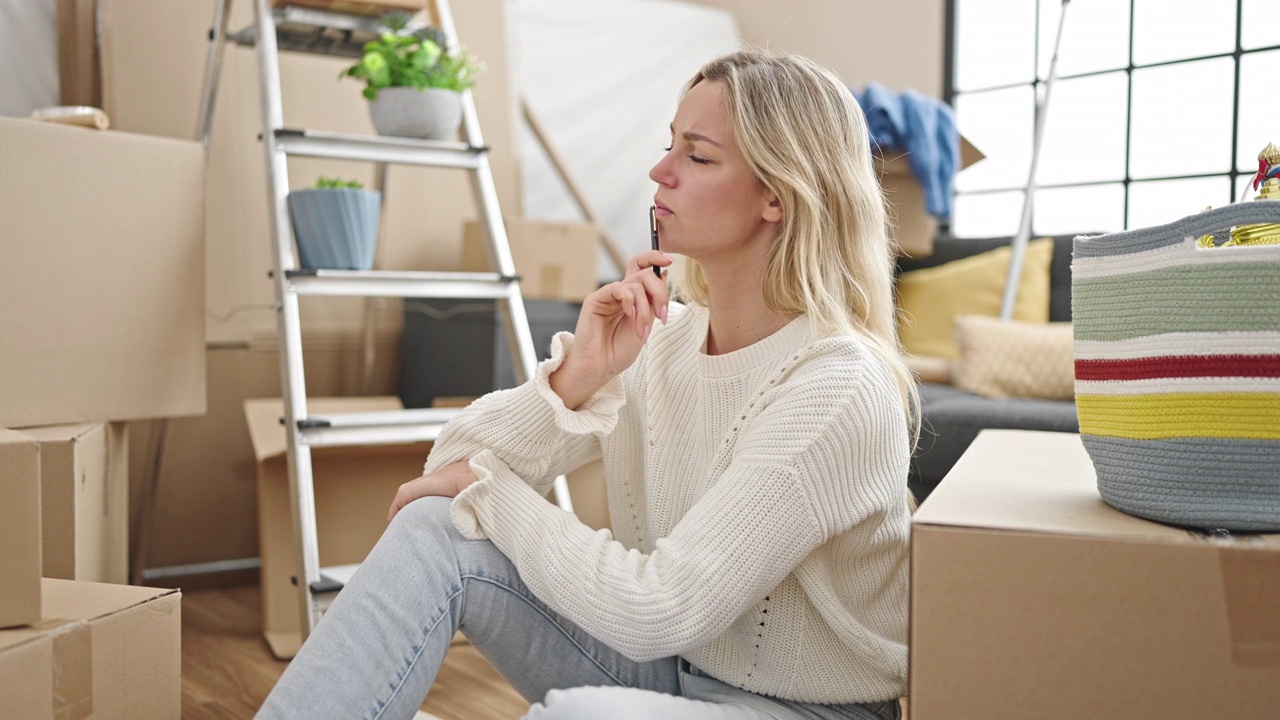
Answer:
[{"xmin": 653, "ymin": 202, "xmax": 673, "ymax": 217}]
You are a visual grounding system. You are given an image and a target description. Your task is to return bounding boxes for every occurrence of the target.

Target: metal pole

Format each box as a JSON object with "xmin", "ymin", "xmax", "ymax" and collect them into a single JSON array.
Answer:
[{"xmin": 1000, "ymin": 0, "xmax": 1071, "ymax": 320}]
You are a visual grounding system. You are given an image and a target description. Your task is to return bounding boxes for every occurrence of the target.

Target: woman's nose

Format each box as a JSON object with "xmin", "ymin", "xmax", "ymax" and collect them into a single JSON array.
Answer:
[{"xmin": 649, "ymin": 153, "xmax": 674, "ymax": 187}]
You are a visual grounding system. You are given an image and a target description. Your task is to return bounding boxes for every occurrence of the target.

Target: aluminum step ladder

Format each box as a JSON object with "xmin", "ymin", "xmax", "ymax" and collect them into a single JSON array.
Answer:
[{"xmin": 198, "ymin": 0, "xmax": 573, "ymax": 640}]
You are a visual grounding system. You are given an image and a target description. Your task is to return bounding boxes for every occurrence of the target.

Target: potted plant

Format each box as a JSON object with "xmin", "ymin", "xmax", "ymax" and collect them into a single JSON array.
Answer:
[
  {"xmin": 288, "ymin": 177, "xmax": 382, "ymax": 270},
  {"xmin": 341, "ymin": 13, "xmax": 484, "ymax": 140}
]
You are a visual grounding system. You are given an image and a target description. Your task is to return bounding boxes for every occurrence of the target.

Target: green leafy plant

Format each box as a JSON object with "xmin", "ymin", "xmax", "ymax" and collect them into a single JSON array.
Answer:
[
  {"xmin": 341, "ymin": 13, "xmax": 484, "ymax": 100},
  {"xmin": 312, "ymin": 177, "xmax": 364, "ymax": 189}
]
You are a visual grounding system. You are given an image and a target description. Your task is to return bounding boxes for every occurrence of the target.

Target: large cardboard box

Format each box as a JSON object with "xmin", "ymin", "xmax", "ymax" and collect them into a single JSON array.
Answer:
[
  {"xmin": 0, "ymin": 429, "xmax": 41, "ymax": 629},
  {"xmin": 462, "ymin": 218, "xmax": 599, "ymax": 302},
  {"xmin": 0, "ymin": 579, "xmax": 181, "ymax": 720},
  {"xmin": 879, "ymin": 134, "xmax": 984, "ymax": 257},
  {"xmin": 21, "ymin": 423, "xmax": 129, "ymax": 584},
  {"xmin": 910, "ymin": 430, "xmax": 1280, "ymax": 719},
  {"xmin": 0, "ymin": 119, "xmax": 206, "ymax": 427},
  {"xmin": 245, "ymin": 396, "xmax": 432, "ymax": 659}
]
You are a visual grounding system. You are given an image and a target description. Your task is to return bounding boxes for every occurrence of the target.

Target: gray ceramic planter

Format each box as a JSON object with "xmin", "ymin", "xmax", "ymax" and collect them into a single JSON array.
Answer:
[
  {"xmin": 368, "ymin": 87, "xmax": 463, "ymax": 140},
  {"xmin": 287, "ymin": 188, "xmax": 382, "ymax": 270}
]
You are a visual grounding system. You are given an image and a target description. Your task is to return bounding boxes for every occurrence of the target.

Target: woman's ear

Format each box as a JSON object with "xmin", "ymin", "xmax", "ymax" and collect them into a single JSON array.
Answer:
[{"xmin": 762, "ymin": 193, "xmax": 783, "ymax": 223}]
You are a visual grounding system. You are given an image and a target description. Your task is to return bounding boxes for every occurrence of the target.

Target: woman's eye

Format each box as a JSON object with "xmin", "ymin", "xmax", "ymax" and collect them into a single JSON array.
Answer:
[
  {"xmin": 689, "ymin": 155, "xmax": 710, "ymax": 165},
  {"xmin": 663, "ymin": 145, "xmax": 672, "ymax": 152}
]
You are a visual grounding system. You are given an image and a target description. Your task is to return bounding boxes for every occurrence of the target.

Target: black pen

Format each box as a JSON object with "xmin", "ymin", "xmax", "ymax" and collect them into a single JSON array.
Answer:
[{"xmin": 650, "ymin": 205, "xmax": 662, "ymax": 277}]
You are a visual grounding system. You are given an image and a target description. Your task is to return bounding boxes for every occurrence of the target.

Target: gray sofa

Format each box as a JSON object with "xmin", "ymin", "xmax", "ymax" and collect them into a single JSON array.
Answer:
[{"xmin": 897, "ymin": 233, "xmax": 1082, "ymax": 501}]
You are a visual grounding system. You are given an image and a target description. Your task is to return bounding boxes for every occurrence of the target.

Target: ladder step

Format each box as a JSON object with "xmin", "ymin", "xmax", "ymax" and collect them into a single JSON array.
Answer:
[
  {"xmin": 230, "ymin": 5, "xmax": 429, "ymax": 59},
  {"xmin": 273, "ymin": 128, "xmax": 485, "ymax": 168},
  {"xmin": 310, "ymin": 563, "xmax": 360, "ymax": 612},
  {"xmin": 285, "ymin": 269, "xmax": 519, "ymax": 299},
  {"xmin": 297, "ymin": 407, "xmax": 465, "ymax": 448}
]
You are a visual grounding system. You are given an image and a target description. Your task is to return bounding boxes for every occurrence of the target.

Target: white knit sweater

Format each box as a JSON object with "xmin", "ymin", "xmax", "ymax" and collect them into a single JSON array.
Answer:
[{"xmin": 428, "ymin": 303, "xmax": 911, "ymax": 704}]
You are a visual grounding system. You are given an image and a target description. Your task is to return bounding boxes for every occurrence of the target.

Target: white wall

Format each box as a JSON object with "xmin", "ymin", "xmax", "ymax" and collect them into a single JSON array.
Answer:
[{"xmin": 0, "ymin": 0, "xmax": 60, "ymax": 116}]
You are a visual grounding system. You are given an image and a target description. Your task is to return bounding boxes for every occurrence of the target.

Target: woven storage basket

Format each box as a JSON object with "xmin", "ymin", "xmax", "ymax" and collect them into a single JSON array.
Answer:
[{"xmin": 1072, "ymin": 201, "xmax": 1280, "ymax": 532}]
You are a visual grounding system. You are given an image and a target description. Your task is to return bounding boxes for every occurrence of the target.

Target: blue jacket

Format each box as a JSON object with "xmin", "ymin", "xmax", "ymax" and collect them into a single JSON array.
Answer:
[{"xmin": 853, "ymin": 83, "xmax": 960, "ymax": 219}]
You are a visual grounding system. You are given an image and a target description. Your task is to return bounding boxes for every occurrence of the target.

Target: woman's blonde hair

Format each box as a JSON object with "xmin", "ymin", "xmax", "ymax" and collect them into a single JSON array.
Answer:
[{"xmin": 671, "ymin": 48, "xmax": 920, "ymax": 440}]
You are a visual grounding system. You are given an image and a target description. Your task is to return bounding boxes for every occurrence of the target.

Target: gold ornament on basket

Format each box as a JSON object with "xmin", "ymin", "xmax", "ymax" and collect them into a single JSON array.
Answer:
[{"xmin": 1228, "ymin": 142, "xmax": 1280, "ymax": 246}]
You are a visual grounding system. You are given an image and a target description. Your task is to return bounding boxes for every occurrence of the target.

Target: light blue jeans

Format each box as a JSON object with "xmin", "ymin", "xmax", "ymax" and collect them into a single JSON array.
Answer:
[{"xmin": 255, "ymin": 497, "xmax": 901, "ymax": 720}]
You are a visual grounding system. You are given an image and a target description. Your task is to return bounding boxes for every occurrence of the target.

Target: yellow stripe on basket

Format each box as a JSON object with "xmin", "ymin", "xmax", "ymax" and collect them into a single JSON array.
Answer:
[{"xmin": 1077, "ymin": 392, "xmax": 1280, "ymax": 440}]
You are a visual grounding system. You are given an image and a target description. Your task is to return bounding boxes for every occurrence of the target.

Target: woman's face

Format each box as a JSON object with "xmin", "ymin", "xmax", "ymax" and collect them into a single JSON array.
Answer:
[{"xmin": 649, "ymin": 80, "xmax": 781, "ymax": 265}]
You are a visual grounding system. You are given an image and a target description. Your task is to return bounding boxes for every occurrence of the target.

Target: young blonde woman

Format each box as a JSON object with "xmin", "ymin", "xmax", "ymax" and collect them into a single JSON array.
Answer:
[{"xmin": 257, "ymin": 48, "xmax": 918, "ymax": 720}]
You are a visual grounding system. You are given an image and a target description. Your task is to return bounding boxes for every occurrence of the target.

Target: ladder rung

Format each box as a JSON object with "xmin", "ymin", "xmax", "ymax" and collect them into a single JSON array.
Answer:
[
  {"xmin": 297, "ymin": 407, "xmax": 465, "ymax": 448},
  {"xmin": 273, "ymin": 128, "xmax": 485, "ymax": 168},
  {"xmin": 285, "ymin": 269, "xmax": 519, "ymax": 298}
]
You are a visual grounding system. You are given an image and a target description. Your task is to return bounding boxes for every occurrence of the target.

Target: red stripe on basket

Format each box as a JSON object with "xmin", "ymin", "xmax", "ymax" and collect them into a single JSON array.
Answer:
[{"xmin": 1076, "ymin": 355, "xmax": 1280, "ymax": 381}]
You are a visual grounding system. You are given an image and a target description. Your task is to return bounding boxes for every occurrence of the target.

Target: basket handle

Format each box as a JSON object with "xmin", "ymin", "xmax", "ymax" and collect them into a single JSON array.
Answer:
[{"xmin": 1175, "ymin": 200, "xmax": 1280, "ymax": 240}]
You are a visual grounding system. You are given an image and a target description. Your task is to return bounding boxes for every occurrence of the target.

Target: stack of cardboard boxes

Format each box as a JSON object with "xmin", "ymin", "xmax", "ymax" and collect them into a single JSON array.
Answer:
[{"xmin": 0, "ymin": 91, "xmax": 206, "ymax": 719}]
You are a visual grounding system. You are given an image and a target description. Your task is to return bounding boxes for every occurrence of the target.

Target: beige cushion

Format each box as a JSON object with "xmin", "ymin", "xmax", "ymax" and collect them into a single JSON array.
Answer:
[
  {"xmin": 953, "ymin": 315, "xmax": 1074, "ymax": 400},
  {"xmin": 904, "ymin": 354, "xmax": 954, "ymax": 385}
]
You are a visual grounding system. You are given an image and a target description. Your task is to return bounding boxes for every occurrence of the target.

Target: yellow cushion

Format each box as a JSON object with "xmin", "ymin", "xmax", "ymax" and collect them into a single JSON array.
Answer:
[
  {"xmin": 896, "ymin": 238, "xmax": 1053, "ymax": 361},
  {"xmin": 952, "ymin": 314, "xmax": 1075, "ymax": 400}
]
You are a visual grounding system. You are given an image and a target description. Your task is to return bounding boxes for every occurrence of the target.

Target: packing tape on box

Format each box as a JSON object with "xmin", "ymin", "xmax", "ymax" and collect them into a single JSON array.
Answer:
[
  {"xmin": 51, "ymin": 622, "xmax": 93, "ymax": 719},
  {"xmin": 1220, "ymin": 547, "xmax": 1280, "ymax": 667}
]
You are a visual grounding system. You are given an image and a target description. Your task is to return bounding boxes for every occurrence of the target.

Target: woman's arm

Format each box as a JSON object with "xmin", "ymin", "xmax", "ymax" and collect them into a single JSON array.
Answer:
[{"xmin": 422, "ymin": 252, "xmax": 673, "ymax": 489}]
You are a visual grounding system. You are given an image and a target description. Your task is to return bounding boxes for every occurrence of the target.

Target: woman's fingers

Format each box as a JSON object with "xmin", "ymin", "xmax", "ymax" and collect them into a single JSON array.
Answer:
[{"xmin": 626, "ymin": 250, "xmax": 675, "ymax": 277}]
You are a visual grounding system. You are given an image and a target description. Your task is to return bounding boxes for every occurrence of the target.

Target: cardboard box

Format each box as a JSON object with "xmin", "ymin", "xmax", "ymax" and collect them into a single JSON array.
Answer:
[
  {"xmin": 0, "ymin": 119, "xmax": 206, "ymax": 427},
  {"xmin": 462, "ymin": 218, "xmax": 599, "ymax": 302},
  {"xmin": 0, "ymin": 429, "xmax": 41, "ymax": 629},
  {"xmin": 21, "ymin": 423, "xmax": 129, "ymax": 584},
  {"xmin": 0, "ymin": 579, "xmax": 181, "ymax": 720},
  {"xmin": 245, "ymin": 396, "xmax": 432, "ymax": 659},
  {"xmin": 910, "ymin": 430, "xmax": 1280, "ymax": 719},
  {"xmin": 878, "ymin": 134, "xmax": 984, "ymax": 257}
]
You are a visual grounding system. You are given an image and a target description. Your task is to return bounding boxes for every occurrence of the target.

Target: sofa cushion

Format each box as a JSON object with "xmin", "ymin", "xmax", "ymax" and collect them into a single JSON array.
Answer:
[
  {"xmin": 896, "ymin": 238, "xmax": 1053, "ymax": 360},
  {"xmin": 953, "ymin": 315, "xmax": 1075, "ymax": 400},
  {"xmin": 898, "ymin": 233, "xmax": 1080, "ymax": 322}
]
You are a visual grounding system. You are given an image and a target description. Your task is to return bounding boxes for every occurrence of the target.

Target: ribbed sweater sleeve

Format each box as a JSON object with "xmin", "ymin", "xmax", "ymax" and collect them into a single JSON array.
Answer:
[
  {"xmin": 422, "ymin": 332, "xmax": 625, "ymax": 493},
  {"xmin": 450, "ymin": 339, "xmax": 904, "ymax": 662}
]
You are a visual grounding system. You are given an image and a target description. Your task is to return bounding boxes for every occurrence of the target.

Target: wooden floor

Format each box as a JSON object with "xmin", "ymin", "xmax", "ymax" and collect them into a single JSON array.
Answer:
[{"xmin": 181, "ymin": 583, "xmax": 530, "ymax": 720}]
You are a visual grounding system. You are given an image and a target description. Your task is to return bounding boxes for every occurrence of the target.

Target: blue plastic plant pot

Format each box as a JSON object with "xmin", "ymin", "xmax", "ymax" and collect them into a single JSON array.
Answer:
[{"xmin": 287, "ymin": 188, "xmax": 382, "ymax": 270}]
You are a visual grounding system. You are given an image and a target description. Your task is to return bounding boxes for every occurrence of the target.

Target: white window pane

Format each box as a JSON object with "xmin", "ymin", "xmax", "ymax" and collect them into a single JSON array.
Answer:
[
  {"xmin": 1237, "ymin": 50, "xmax": 1280, "ymax": 172},
  {"xmin": 1133, "ymin": 0, "xmax": 1236, "ymax": 65},
  {"xmin": 1038, "ymin": 0, "xmax": 1130, "ymax": 79},
  {"xmin": 1036, "ymin": 72, "xmax": 1128, "ymax": 185},
  {"xmin": 955, "ymin": 0, "xmax": 1036, "ymax": 91},
  {"xmin": 1130, "ymin": 58, "xmax": 1234, "ymax": 179},
  {"xmin": 1128, "ymin": 176, "xmax": 1231, "ymax": 229},
  {"xmin": 955, "ymin": 86, "xmax": 1034, "ymax": 192},
  {"xmin": 1242, "ymin": 0, "xmax": 1280, "ymax": 50},
  {"xmin": 1034, "ymin": 183, "xmax": 1125, "ymax": 235},
  {"xmin": 953, "ymin": 190, "xmax": 1025, "ymax": 237}
]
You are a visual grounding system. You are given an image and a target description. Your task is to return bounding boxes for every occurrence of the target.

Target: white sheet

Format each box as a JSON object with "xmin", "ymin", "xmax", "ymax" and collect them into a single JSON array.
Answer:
[{"xmin": 514, "ymin": 0, "xmax": 742, "ymax": 281}]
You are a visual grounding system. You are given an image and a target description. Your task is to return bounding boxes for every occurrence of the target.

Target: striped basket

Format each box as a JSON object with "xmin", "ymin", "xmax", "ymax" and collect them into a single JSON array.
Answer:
[{"xmin": 1072, "ymin": 201, "xmax": 1280, "ymax": 532}]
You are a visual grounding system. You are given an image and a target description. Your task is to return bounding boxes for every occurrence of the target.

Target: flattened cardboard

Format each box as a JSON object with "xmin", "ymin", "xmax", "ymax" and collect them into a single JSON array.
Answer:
[
  {"xmin": 21, "ymin": 423, "xmax": 129, "ymax": 584},
  {"xmin": 462, "ymin": 218, "xmax": 599, "ymax": 302},
  {"xmin": 879, "ymin": 134, "xmax": 984, "ymax": 257},
  {"xmin": 245, "ymin": 396, "xmax": 431, "ymax": 658},
  {"xmin": 0, "ymin": 579, "xmax": 181, "ymax": 720},
  {"xmin": 0, "ymin": 429, "xmax": 42, "ymax": 628},
  {"xmin": 910, "ymin": 430, "xmax": 1280, "ymax": 719},
  {"xmin": 0, "ymin": 119, "xmax": 206, "ymax": 427}
]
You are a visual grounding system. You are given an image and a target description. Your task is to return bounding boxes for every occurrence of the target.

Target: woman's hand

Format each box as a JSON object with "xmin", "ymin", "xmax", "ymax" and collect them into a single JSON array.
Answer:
[
  {"xmin": 550, "ymin": 251, "xmax": 673, "ymax": 409},
  {"xmin": 387, "ymin": 460, "xmax": 479, "ymax": 523}
]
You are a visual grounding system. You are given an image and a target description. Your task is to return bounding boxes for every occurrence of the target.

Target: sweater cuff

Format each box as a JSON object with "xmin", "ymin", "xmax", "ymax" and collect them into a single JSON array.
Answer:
[
  {"xmin": 450, "ymin": 450, "xmax": 549, "ymax": 541},
  {"xmin": 532, "ymin": 331, "xmax": 626, "ymax": 436}
]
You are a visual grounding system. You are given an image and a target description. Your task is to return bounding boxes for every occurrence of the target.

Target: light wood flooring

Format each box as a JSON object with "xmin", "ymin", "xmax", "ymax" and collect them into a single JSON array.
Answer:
[{"xmin": 181, "ymin": 583, "xmax": 530, "ymax": 720}]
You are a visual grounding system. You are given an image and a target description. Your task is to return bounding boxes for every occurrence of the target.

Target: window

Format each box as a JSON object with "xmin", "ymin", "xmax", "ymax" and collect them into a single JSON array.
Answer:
[{"xmin": 947, "ymin": 0, "xmax": 1280, "ymax": 237}]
